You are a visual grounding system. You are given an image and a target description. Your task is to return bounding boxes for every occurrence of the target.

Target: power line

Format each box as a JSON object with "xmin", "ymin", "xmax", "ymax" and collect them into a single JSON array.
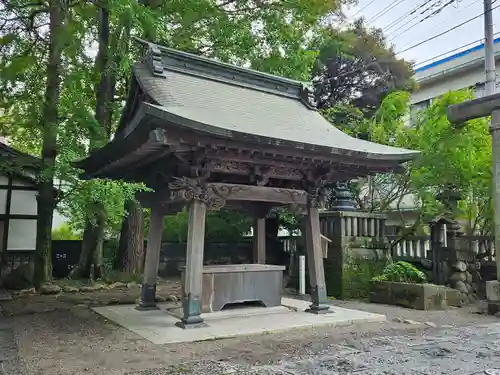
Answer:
[
  {"xmin": 352, "ymin": 0, "xmax": 377, "ymax": 17},
  {"xmin": 385, "ymin": 0, "xmax": 437, "ymax": 32},
  {"xmin": 396, "ymin": 2, "xmax": 500, "ymax": 54},
  {"xmin": 367, "ymin": 0, "xmax": 408, "ymax": 23},
  {"xmin": 388, "ymin": 0, "xmax": 457, "ymax": 40},
  {"xmin": 383, "ymin": 0, "xmax": 433, "ymax": 32},
  {"xmin": 386, "ymin": 0, "xmax": 440, "ymax": 38},
  {"xmin": 413, "ymin": 31, "xmax": 500, "ymax": 67},
  {"xmin": 420, "ymin": 0, "xmax": 457, "ymax": 22}
]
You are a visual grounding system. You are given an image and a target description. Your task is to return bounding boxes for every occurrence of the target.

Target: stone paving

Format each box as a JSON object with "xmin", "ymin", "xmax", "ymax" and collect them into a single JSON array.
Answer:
[
  {"xmin": 129, "ymin": 323, "xmax": 500, "ymax": 374},
  {"xmin": 0, "ymin": 318, "xmax": 21, "ymax": 374}
]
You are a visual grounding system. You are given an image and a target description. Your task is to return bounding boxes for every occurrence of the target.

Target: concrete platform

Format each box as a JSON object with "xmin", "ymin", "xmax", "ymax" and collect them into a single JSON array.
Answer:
[{"xmin": 93, "ymin": 298, "xmax": 386, "ymax": 345}]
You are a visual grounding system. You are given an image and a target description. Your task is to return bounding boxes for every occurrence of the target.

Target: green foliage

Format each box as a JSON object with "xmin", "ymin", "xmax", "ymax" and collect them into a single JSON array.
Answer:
[
  {"xmin": 372, "ymin": 261, "xmax": 427, "ymax": 284},
  {"xmin": 327, "ymin": 89, "xmax": 492, "ymax": 236},
  {"xmin": 314, "ymin": 19, "xmax": 414, "ymax": 112},
  {"xmin": 102, "ymin": 270, "xmax": 142, "ymax": 284},
  {"xmin": 408, "ymin": 91, "xmax": 492, "ymax": 233},
  {"xmin": 0, "ymin": 0, "xmax": 353, "ymax": 244},
  {"xmin": 325, "ymin": 250, "xmax": 388, "ymax": 300},
  {"xmin": 103, "ymin": 238, "xmax": 120, "ymax": 271},
  {"xmin": 341, "ymin": 257, "xmax": 387, "ymax": 300},
  {"xmin": 161, "ymin": 208, "xmax": 252, "ymax": 243},
  {"xmin": 52, "ymin": 224, "xmax": 82, "ymax": 240}
]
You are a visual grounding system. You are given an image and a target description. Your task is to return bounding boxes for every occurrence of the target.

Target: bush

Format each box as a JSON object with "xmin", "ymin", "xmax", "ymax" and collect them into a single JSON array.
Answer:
[
  {"xmin": 372, "ymin": 261, "xmax": 427, "ymax": 284},
  {"xmin": 52, "ymin": 224, "xmax": 81, "ymax": 240}
]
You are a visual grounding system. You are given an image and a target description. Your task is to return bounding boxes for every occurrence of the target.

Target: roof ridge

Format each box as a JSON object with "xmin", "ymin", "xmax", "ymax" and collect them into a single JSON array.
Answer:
[{"xmin": 137, "ymin": 39, "xmax": 318, "ymax": 110}]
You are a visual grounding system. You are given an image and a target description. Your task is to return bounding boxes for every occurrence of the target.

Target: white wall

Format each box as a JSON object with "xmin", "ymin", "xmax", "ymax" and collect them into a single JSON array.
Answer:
[
  {"xmin": 0, "ymin": 172, "xmax": 69, "ymax": 252},
  {"xmin": 411, "ymin": 45, "xmax": 500, "ymax": 105}
]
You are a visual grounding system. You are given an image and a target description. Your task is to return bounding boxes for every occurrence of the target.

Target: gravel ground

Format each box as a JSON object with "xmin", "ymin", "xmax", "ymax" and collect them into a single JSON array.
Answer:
[{"xmin": 1, "ymin": 297, "xmax": 499, "ymax": 374}]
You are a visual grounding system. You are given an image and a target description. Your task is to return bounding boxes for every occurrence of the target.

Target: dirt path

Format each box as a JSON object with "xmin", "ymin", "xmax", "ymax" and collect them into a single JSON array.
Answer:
[{"xmin": 1, "ymin": 296, "xmax": 498, "ymax": 375}]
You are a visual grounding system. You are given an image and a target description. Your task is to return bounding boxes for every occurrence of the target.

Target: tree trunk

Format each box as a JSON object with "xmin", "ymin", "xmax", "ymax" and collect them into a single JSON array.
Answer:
[
  {"xmin": 113, "ymin": 0, "xmax": 153, "ymax": 276},
  {"xmin": 78, "ymin": 2, "xmax": 112, "ymax": 279},
  {"xmin": 69, "ymin": 221, "xmax": 94, "ymax": 279},
  {"xmin": 33, "ymin": 0, "xmax": 66, "ymax": 288},
  {"xmin": 92, "ymin": 209, "xmax": 105, "ymax": 279},
  {"xmin": 115, "ymin": 199, "xmax": 144, "ymax": 273}
]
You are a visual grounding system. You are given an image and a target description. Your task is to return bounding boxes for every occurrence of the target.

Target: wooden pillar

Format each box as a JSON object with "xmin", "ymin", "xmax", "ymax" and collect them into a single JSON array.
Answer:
[
  {"xmin": 253, "ymin": 217, "xmax": 266, "ymax": 264},
  {"xmin": 137, "ymin": 205, "xmax": 164, "ymax": 310},
  {"xmin": 304, "ymin": 204, "xmax": 330, "ymax": 314},
  {"xmin": 178, "ymin": 199, "xmax": 207, "ymax": 328}
]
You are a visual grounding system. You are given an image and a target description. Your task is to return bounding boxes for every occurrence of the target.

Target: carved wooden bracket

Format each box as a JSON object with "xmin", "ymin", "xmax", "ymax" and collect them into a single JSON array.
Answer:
[
  {"xmin": 168, "ymin": 177, "xmax": 225, "ymax": 211},
  {"xmin": 303, "ymin": 167, "xmax": 332, "ymax": 208},
  {"xmin": 167, "ymin": 179, "xmax": 308, "ymax": 210}
]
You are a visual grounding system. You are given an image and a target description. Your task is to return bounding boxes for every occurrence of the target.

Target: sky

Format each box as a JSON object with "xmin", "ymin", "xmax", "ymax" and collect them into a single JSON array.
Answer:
[{"xmin": 344, "ymin": 0, "xmax": 500, "ymax": 69}]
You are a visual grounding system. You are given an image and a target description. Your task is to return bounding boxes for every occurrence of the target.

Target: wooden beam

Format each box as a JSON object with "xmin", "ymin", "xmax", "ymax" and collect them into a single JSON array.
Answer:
[
  {"xmin": 138, "ymin": 180, "xmax": 308, "ymax": 210},
  {"xmin": 208, "ymin": 183, "xmax": 308, "ymax": 204}
]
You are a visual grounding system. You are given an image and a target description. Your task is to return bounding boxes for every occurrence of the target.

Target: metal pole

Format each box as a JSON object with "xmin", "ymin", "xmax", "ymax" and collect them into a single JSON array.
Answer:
[
  {"xmin": 485, "ymin": 0, "xmax": 496, "ymax": 95},
  {"xmin": 492, "ymin": 111, "xmax": 500, "ymax": 280},
  {"xmin": 298, "ymin": 255, "xmax": 306, "ymax": 295},
  {"xmin": 484, "ymin": 0, "xmax": 500, "ymax": 279}
]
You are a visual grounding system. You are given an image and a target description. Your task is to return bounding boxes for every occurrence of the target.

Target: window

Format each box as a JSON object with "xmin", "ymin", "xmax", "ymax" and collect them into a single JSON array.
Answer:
[
  {"xmin": 409, "ymin": 99, "xmax": 431, "ymax": 125},
  {"xmin": 474, "ymin": 82, "xmax": 486, "ymax": 98}
]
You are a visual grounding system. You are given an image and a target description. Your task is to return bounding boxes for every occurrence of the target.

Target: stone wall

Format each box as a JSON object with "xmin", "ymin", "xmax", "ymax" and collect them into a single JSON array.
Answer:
[
  {"xmin": 319, "ymin": 211, "xmax": 389, "ymax": 300},
  {"xmin": 325, "ymin": 244, "xmax": 389, "ymax": 300}
]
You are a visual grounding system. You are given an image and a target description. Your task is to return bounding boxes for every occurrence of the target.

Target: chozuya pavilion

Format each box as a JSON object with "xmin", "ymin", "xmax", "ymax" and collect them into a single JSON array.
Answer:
[{"xmin": 75, "ymin": 41, "xmax": 418, "ymax": 329}]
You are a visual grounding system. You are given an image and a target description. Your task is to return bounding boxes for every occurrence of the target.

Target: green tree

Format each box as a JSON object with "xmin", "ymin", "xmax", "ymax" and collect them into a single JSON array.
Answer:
[
  {"xmin": 334, "ymin": 89, "xmax": 492, "ymax": 236},
  {"xmin": 1, "ymin": 0, "xmax": 352, "ymax": 282},
  {"xmin": 408, "ymin": 91, "xmax": 491, "ymax": 234},
  {"xmin": 314, "ymin": 20, "xmax": 414, "ymax": 121}
]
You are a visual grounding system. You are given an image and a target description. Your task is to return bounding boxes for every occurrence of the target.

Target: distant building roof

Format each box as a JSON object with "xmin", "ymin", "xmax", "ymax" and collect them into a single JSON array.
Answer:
[{"xmin": 415, "ymin": 36, "xmax": 500, "ymax": 74}]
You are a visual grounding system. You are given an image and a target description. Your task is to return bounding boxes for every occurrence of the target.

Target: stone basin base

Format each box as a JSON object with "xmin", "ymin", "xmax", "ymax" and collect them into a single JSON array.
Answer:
[
  {"xmin": 369, "ymin": 281, "xmax": 460, "ymax": 310},
  {"xmin": 182, "ymin": 264, "xmax": 286, "ymax": 313}
]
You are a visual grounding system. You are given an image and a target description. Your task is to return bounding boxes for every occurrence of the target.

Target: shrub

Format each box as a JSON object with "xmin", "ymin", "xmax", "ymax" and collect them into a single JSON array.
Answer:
[
  {"xmin": 372, "ymin": 261, "xmax": 427, "ymax": 284},
  {"xmin": 52, "ymin": 224, "xmax": 81, "ymax": 240}
]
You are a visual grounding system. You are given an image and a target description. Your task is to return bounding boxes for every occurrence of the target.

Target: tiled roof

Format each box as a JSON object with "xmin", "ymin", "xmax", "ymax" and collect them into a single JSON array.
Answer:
[{"xmin": 127, "ymin": 43, "xmax": 418, "ymax": 161}]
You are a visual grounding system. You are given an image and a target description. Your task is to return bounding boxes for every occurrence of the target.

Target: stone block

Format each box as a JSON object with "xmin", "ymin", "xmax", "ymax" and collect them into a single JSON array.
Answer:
[
  {"xmin": 487, "ymin": 300, "xmax": 500, "ymax": 315},
  {"xmin": 444, "ymin": 288, "xmax": 462, "ymax": 307},
  {"xmin": 183, "ymin": 264, "xmax": 285, "ymax": 313},
  {"xmin": 486, "ymin": 280, "xmax": 500, "ymax": 302},
  {"xmin": 370, "ymin": 281, "xmax": 447, "ymax": 310},
  {"xmin": 369, "ymin": 281, "xmax": 392, "ymax": 305}
]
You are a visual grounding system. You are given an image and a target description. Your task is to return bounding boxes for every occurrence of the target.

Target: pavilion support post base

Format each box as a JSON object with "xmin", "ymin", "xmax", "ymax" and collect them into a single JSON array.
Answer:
[
  {"xmin": 135, "ymin": 304, "xmax": 160, "ymax": 311},
  {"xmin": 178, "ymin": 293, "xmax": 206, "ymax": 329},
  {"xmin": 136, "ymin": 283, "xmax": 160, "ymax": 310},
  {"xmin": 305, "ymin": 305, "xmax": 332, "ymax": 314},
  {"xmin": 138, "ymin": 205, "xmax": 164, "ymax": 312},
  {"xmin": 306, "ymin": 286, "xmax": 331, "ymax": 314},
  {"xmin": 304, "ymin": 204, "xmax": 331, "ymax": 315},
  {"xmin": 175, "ymin": 319, "xmax": 208, "ymax": 329}
]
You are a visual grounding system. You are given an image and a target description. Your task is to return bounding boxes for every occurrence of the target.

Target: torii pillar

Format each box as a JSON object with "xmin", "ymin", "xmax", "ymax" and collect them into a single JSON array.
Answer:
[{"xmin": 447, "ymin": 93, "xmax": 500, "ymax": 309}]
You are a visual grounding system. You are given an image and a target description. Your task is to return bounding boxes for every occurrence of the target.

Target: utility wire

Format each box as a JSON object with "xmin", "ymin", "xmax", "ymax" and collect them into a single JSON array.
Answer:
[
  {"xmin": 367, "ymin": 0, "xmax": 408, "ymax": 23},
  {"xmin": 414, "ymin": 31, "xmax": 500, "ymax": 68},
  {"xmin": 383, "ymin": 0, "xmax": 430, "ymax": 32},
  {"xmin": 385, "ymin": 0, "xmax": 437, "ymax": 32},
  {"xmin": 352, "ymin": 0, "xmax": 377, "ymax": 18},
  {"xmin": 420, "ymin": 0, "xmax": 457, "ymax": 22},
  {"xmin": 396, "ymin": 2, "xmax": 500, "ymax": 54},
  {"xmin": 388, "ymin": 0, "xmax": 455, "ymax": 40},
  {"xmin": 386, "ymin": 0, "xmax": 439, "ymax": 38}
]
